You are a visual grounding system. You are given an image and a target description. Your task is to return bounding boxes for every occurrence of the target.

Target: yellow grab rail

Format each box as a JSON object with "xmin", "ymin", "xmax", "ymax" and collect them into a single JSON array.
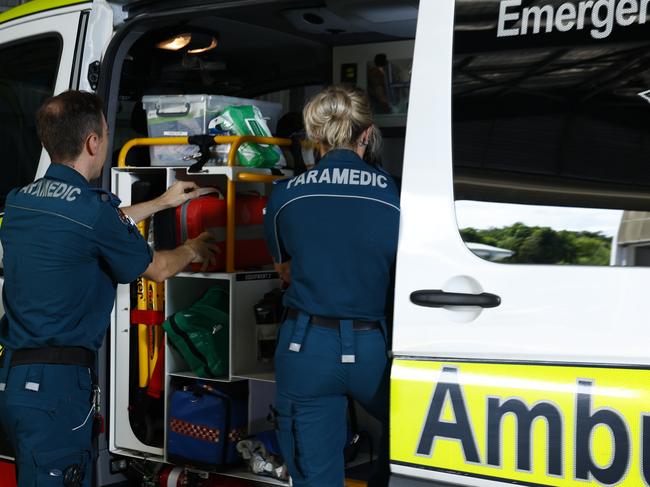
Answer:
[
  {"xmin": 117, "ymin": 135, "xmax": 292, "ymax": 168},
  {"xmin": 117, "ymin": 135, "xmax": 292, "ymax": 273},
  {"xmin": 237, "ymin": 172, "xmax": 283, "ymax": 183}
]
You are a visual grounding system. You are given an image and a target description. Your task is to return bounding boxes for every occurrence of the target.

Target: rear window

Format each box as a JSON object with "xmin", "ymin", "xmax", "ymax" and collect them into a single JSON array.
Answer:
[{"xmin": 0, "ymin": 34, "xmax": 62, "ymax": 207}]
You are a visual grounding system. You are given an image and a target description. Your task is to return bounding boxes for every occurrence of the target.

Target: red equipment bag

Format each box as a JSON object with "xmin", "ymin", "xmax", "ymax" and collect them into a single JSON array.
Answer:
[{"xmin": 176, "ymin": 193, "xmax": 272, "ymax": 271}]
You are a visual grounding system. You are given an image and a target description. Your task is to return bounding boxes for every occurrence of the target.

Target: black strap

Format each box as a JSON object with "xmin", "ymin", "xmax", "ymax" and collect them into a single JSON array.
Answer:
[
  {"xmin": 285, "ymin": 309, "xmax": 380, "ymax": 330},
  {"xmin": 11, "ymin": 346, "xmax": 95, "ymax": 369},
  {"xmin": 188, "ymin": 134, "xmax": 217, "ymax": 173}
]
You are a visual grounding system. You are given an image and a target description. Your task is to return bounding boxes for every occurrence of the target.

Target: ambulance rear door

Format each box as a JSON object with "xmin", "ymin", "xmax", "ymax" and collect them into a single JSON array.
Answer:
[{"xmin": 392, "ymin": 0, "xmax": 650, "ymax": 486}]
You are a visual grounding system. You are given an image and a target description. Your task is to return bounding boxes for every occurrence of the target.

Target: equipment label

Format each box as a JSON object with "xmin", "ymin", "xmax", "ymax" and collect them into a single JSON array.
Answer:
[
  {"xmin": 390, "ymin": 359, "xmax": 650, "ymax": 486},
  {"xmin": 236, "ymin": 272, "xmax": 278, "ymax": 281}
]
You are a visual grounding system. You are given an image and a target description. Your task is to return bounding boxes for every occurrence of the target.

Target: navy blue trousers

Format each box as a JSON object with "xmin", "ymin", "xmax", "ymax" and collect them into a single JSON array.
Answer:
[
  {"xmin": 0, "ymin": 360, "xmax": 94, "ymax": 487},
  {"xmin": 275, "ymin": 318, "xmax": 389, "ymax": 487}
]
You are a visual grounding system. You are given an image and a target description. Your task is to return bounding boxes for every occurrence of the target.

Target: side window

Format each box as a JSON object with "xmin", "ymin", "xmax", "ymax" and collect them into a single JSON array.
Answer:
[
  {"xmin": 452, "ymin": 1, "xmax": 650, "ymax": 267},
  {"xmin": 0, "ymin": 35, "xmax": 62, "ymax": 207}
]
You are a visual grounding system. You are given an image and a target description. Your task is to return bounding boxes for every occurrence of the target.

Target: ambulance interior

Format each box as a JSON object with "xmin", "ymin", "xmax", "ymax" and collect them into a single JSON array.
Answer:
[
  {"xmin": 107, "ymin": 1, "xmax": 416, "ymax": 177},
  {"xmin": 100, "ymin": 0, "xmax": 418, "ymax": 478},
  {"xmin": 99, "ymin": 0, "xmax": 650, "ymax": 478}
]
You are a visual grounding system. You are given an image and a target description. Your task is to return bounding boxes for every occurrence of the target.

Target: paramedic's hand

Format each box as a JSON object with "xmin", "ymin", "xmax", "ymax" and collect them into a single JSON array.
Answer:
[
  {"xmin": 184, "ymin": 232, "xmax": 220, "ymax": 272},
  {"xmin": 158, "ymin": 181, "xmax": 202, "ymax": 209},
  {"xmin": 274, "ymin": 261, "xmax": 291, "ymax": 285}
]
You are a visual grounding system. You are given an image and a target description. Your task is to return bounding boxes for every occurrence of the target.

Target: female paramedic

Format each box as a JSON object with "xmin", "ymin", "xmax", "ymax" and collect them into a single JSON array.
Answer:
[{"xmin": 263, "ymin": 85, "xmax": 400, "ymax": 487}]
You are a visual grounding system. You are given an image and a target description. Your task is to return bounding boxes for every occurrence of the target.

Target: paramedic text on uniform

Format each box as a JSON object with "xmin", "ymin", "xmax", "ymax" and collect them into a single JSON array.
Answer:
[
  {"xmin": 263, "ymin": 85, "xmax": 400, "ymax": 487},
  {"xmin": 0, "ymin": 91, "xmax": 218, "ymax": 487}
]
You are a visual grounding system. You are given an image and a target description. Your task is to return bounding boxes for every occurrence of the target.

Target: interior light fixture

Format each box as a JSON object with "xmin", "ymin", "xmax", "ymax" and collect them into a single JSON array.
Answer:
[
  {"xmin": 187, "ymin": 37, "xmax": 218, "ymax": 54},
  {"xmin": 156, "ymin": 33, "xmax": 192, "ymax": 51}
]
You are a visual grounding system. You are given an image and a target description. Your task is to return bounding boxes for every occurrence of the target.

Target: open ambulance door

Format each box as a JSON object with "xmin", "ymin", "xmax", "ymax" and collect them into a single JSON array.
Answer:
[
  {"xmin": 392, "ymin": 0, "xmax": 650, "ymax": 486},
  {"xmin": 0, "ymin": 0, "xmax": 113, "ymax": 464}
]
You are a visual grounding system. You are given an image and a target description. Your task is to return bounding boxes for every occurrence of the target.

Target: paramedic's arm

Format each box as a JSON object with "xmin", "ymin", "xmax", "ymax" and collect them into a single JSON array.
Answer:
[
  {"xmin": 143, "ymin": 232, "xmax": 219, "ymax": 282},
  {"xmin": 263, "ymin": 188, "xmax": 291, "ymax": 284},
  {"xmin": 122, "ymin": 181, "xmax": 202, "ymax": 224}
]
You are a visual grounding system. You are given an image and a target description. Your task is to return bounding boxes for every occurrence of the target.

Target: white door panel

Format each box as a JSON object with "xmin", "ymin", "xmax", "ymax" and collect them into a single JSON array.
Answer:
[{"xmin": 393, "ymin": 0, "xmax": 650, "ymax": 367}]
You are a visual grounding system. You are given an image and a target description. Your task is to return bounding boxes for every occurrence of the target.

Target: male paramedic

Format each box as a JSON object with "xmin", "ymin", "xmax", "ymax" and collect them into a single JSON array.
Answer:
[
  {"xmin": 264, "ymin": 85, "xmax": 400, "ymax": 487},
  {"xmin": 0, "ymin": 90, "xmax": 218, "ymax": 487}
]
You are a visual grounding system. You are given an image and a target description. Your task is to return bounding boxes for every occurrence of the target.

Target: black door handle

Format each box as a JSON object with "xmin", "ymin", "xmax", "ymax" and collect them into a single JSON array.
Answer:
[{"xmin": 410, "ymin": 290, "xmax": 501, "ymax": 308}]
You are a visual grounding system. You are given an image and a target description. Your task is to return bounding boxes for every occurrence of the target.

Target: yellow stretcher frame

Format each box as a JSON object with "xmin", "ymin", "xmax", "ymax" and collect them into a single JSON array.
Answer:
[{"xmin": 117, "ymin": 135, "xmax": 292, "ymax": 273}]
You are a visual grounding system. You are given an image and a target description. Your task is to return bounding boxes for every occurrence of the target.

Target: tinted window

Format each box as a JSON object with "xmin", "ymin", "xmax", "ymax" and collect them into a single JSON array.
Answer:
[
  {"xmin": 452, "ymin": 0, "xmax": 650, "ymax": 266},
  {"xmin": 0, "ymin": 35, "xmax": 62, "ymax": 207}
]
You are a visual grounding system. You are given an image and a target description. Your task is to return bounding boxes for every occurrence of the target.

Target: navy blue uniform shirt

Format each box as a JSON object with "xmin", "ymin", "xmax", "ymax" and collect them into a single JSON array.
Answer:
[
  {"xmin": 0, "ymin": 163, "xmax": 153, "ymax": 351},
  {"xmin": 264, "ymin": 149, "xmax": 400, "ymax": 320}
]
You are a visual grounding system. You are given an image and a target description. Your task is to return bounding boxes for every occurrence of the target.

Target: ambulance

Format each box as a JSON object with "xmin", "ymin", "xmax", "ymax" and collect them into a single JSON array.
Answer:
[{"xmin": 1, "ymin": 0, "xmax": 650, "ymax": 486}]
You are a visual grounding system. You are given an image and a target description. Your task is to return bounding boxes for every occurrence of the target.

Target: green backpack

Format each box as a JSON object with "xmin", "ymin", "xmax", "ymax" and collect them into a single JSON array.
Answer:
[{"xmin": 163, "ymin": 285, "xmax": 229, "ymax": 378}]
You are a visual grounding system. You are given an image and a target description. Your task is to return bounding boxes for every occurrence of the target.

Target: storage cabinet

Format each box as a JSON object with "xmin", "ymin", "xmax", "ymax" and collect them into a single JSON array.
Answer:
[{"xmin": 109, "ymin": 165, "xmax": 290, "ymax": 485}]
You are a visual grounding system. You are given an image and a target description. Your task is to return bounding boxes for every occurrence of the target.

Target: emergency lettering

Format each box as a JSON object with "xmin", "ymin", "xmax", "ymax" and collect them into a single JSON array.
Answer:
[
  {"xmin": 286, "ymin": 168, "xmax": 388, "ymax": 189},
  {"xmin": 497, "ymin": 0, "xmax": 650, "ymax": 40},
  {"xmin": 20, "ymin": 180, "xmax": 81, "ymax": 201}
]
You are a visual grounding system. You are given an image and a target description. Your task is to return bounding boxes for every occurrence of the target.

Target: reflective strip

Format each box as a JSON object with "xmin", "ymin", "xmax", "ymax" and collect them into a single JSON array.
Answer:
[
  {"xmin": 341, "ymin": 354, "xmax": 356, "ymax": 363},
  {"xmin": 289, "ymin": 342, "xmax": 301, "ymax": 352},
  {"xmin": 7, "ymin": 204, "xmax": 92, "ymax": 229},
  {"xmin": 0, "ymin": 0, "xmax": 90, "ymax": 25},
  {"xmin": 180, "ymin": 200, "xmax": 190, "ymax": 242},
  {"xmin": 0, "ymin": 383, "xmax": 5, "ymax": 392},
  {"xmin": 272, "ymin": 193, "xmax": 400, "ymax": 264},
  {"xmin": 25, "ymin": 381, "xmax": 40, "ymax": 392}
]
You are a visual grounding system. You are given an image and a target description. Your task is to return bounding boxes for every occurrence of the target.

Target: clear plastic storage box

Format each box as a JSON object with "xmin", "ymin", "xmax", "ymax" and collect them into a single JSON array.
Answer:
[
  {"xmin": 143, "ymin": 94, "xmax": 285, "ymax": 167},
  {"xmin": 142, "ymin": 94, "xmax": 207, "ymax": 166}
]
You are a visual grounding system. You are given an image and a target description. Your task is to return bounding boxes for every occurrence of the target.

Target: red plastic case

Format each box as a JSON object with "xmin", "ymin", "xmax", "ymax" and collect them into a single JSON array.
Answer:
[{"xmin": 176, "ymin": 194, "xmax": 272, "ymax": 271}]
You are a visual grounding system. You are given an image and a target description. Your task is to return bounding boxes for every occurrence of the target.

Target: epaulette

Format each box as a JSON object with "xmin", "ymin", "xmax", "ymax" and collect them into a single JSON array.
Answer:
[{"xmin": 89, "ymin": 187, "xmax": 121, "ymax": 206}]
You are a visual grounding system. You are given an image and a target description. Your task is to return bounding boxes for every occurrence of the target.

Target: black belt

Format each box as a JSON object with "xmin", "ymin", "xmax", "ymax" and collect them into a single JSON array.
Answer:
[
  {"xmin": 10, "ymin": 346, "xmax": 95, "ymax": 369},
  {"xmin": 286, "ymin": 309, "xmax": 381, "ymax": 331}
]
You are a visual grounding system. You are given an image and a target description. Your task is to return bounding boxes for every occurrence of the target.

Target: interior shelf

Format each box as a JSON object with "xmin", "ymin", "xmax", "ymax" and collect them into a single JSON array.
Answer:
[
  {"xmin": 218, "ymin": 469, "xmax": 290, "ymax": 486},
  {"xmin": 175, "ymin": 271, "xmax": 233, "ymax": 279},
  {"xmin": 233, "ymin": 371, "xmax": 276, "ymax": 383},
  {"xmin": 168, "ymin": 371, "xmax": 236, "ymax": 383},
  {"xmin": 176, "ymin": 270, "xmax": 277, "ymax": 280}
]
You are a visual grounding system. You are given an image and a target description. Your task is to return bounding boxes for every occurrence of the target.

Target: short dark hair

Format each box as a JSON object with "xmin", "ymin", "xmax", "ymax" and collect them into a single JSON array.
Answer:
[
  {"xmin": 374, "ymin": 53, "xmax": 387, "ymax": 67},
  {"xmin": 36, "ymin": 90, "xmax": 105, "ymax": 163}
]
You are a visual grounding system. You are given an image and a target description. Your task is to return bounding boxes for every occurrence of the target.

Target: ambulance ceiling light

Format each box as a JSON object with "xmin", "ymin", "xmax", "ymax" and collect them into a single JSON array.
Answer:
[
  {"xmin": 188, "ymin": 37, "xmax": 218, "ymax": 54},
  {"xmin": 156, "ymin": 33, "xmax": 192, "ymax": 51},
  {"xmin": 156, "ymin": 33, "xmax": 218, "ymax": 54}
]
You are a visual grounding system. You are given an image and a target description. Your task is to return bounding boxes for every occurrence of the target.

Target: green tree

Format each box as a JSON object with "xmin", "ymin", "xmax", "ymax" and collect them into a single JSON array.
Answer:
[{"xmin": 460, "ymin": 224, "xmax": 612, "ymax": 265}]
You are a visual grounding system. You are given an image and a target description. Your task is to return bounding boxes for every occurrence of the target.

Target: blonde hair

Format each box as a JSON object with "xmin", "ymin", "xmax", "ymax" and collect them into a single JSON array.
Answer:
[{"xmin": 303, "ymin": 85, "xmax": 382, "ymax": 164}]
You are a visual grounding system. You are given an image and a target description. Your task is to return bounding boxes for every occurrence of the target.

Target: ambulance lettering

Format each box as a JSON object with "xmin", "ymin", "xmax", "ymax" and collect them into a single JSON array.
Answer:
[
  {"xmin": 416, "ymin": 366, "xmax": 647, "ymax": 484},
  {"xmin": 497, "ymin": 0, "xmax": 650, "ymax": 40}
]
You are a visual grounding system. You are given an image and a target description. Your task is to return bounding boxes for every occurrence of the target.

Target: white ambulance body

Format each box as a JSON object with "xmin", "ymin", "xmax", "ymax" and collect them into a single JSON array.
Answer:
[{"xmin": 1, "ymin": 1, "xmax": 650, "ymax": 486}]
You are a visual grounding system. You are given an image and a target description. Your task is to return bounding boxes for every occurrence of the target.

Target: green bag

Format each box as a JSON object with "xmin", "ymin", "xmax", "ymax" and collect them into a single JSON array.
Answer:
[
  {"xmin": 163, "ymin": 286, "xmax": 229, "ymax": 378},
  {"xmin": 215, "ymin": 105, "xmax": 280, "ymax": 168}
]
